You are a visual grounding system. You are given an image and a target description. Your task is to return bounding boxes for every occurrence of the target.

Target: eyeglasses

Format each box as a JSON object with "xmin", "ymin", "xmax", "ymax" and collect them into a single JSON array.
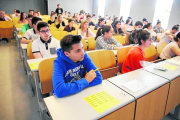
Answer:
[{"xmin": 40, "ymin": 29, "xmax": 50, "ymax": 34}]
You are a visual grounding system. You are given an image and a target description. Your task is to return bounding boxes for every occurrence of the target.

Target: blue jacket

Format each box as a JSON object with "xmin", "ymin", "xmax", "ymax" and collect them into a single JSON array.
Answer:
[{"xmin": 52, "ymin": 48, "xmax": 102, "ymax": 98}]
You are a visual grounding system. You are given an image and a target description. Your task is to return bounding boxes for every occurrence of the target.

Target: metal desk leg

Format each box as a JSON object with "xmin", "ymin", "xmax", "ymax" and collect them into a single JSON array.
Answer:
[
  {"xmin": 27, "ymin": 71, "xmax": 35, "ymax": 97},
  {"xmin": 22, "ymin": 49, "xmax": 27, "ymax": 74}
]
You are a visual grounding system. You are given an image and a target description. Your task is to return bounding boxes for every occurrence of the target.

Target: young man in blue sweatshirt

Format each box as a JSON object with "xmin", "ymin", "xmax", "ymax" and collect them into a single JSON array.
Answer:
[{"xmin": 53, "ymin": 35, "xmax": 102, "ymax": 98}]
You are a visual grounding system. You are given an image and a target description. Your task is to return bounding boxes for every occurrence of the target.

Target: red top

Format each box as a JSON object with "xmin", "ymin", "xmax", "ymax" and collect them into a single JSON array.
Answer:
[{"xmin": 121, "ymin": 46, "xmax": 145, "ymax": 74}]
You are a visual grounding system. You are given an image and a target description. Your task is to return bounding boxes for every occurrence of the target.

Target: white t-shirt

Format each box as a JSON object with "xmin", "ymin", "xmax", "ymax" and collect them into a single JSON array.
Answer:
[
  {"xmin": 160, "ymin": 30, "xmax": 171, "ymax": 44},
  {"xmin": 23, "ymin": 28, "xmax": 40, "ymax": 41},
  {"xmin": 77, "ymin": 28, "xmax": 95, "ymax": 39},
  {"xmin": 160, "ymin": 41, "xmax": 178, "ymax": 59},
  {"xmin": 32, "ymin": 37, "xmax": 60, "ymax": 58}
]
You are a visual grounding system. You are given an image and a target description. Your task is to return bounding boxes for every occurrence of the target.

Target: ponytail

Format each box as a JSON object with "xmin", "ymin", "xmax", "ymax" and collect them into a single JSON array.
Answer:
[
  {"xmin": 138, "ymin": 30, "xmax": 150, "ymax": 45},
  {"xmin": 95, "ymin": 25, "xmax": 112, "ymax": 40},
  {"xmin": 95, "ymin": 28, "xmax": 103, "ymax": 40}
]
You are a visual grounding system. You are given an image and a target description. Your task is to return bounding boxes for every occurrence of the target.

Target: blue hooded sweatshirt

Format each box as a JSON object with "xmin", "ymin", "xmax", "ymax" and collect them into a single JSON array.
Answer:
[{"xmin": 52, "ymin": 48, "xmax": 102, "ymax": 98}]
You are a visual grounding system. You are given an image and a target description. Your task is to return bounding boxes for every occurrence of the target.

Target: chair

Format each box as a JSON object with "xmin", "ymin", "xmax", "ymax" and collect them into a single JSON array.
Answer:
[
  {"xmin": 125, "ymin": 34, "xmax": 129, "ymax": 45},
  {"xmin": 88, "ymin": 37, "xmax": 96, "ymax": 50},
  {"xmin": 71, "ymin": 30, "xmax": 78, "ymax": 35},
  {"xmin": 15, "ymin": 23, "xmax": 25, "ymax": 34},
  {"xmin": 91, "ymin": 30, "xmax": 97, "ymax": 34},
  {"xmin": 155, "ymin": 42, "xmax": 167, "ymax": 59},
  {"xmin": 59, "ymin": 26, "xmax": 65, "ymax": 31},
  {"xmin": 0, "ymin": 21, "xmax": 14, "ymax": 38},
  {"xmin": 81, "ymin": 39, "xmax": 87, "ymax": 50},
  {"xmin": 74, "ymin": 24, "xmax": 80, "ymax": 30},
  {"xmin": 157, "ymin": 33, "xmax": 162, "ymax": 42},
  {"xmin": 50, "ymin": 27, "xmax": 58, "ymax": 31},
  {"xmin": 144, "ymin": 44, "xmax": 156, "ymax": 62},
  {"xmin": 87, "ymin": 50, "xmax": 119, "ymax": 79},
  {"xmin": 42, "ymin": 17, "xmax": 48, "ymax": 23},
  {"xmin": 51, "ymin": 23, "xmax": 55, "ymax": 27},
  {"xmin": 117, "ymin": 46, "xmax": 133, "ymax": 72},
  {"xmin": 112, "ymin": 35, "xmax": 125, "ymax": 46},
  {"xmin": 50, "ymin": 31, "xmax": 64, "ymax": 41},
  {"xmin": 27, "ymin": 42, "xmax": 35, "ymax": 59},
  {"xmin": 90, "ymin": 26, "xmax": 95, "ymax": 30},
  {"xmin": 161, "ymin": 29, "xmax": 164, "ymax": 33},
  {"xmin": 12, "ymin": 17, "xmax": 20, "ymax": 25}
]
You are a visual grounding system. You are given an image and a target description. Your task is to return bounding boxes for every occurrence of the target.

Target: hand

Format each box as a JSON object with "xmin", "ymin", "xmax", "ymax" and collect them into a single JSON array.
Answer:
[{"xmin": 85, "ymin": 70, "xmax": 97, "ymax": 83}]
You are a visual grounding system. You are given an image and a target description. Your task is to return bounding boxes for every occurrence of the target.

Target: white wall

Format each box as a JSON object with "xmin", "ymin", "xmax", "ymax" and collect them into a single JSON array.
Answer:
[
  {"xmin": 104, "ymin": 0, "xmax": 121, "ymax": 17},
  {"xmin": 48, "ymin": 0, "xmax": 93, "ymax": 15}
]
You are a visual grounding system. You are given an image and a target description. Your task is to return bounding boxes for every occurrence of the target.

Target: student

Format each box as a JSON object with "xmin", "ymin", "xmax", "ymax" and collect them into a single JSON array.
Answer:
[
  {"xmin": 21, "ymin": 14, "xmax": 33, "ymax": 34},
  {"xmin": 33, "ymin": 12, "xmax": 37, "ymax": 17},
  {"xmin": 63, "ymin": 11, "xmax": 68, "ymax": 18},
  {"xmin": 74, "ymin": 15, "xmax": 81, "ymax": 25},
  {"xmin": 48, "ymin": 13, "xmax": 56, "ymax": 25},
  {"xmin": 28, "ymin": 9, "xmax": 34, "ymax": 16},
  {"xmin": 113, "ymin": 21, "xmax": 124, "ymax": 35},
  {"xmin": 12, "ymin": 9, "xmax": 16, "ymax": 16},
  {"xmin": 95, "ymin": 25, "xmax": 122, "ymax": 50},
  {"xmin": 12, "ymin": 10, "xmax": 20, "ymax": 17},
  {"xmin": 55, "ymin": 14, "xmax": 65, "ymax": 29},
  {"xmin": 154, "ymin": 21, "xmax": 162, "ymax": 33},
  {"xmin": 21, "ymin": 17, "xmax": 42, "ymax": 44},
  {"xmin": 160, "ymin": 32, "xmax": 180, "ymax": 59},
  {"xmin": 55, "ymin": 4, "xmax": 63, "ymax": 15},
  {"xmin": 128, "ymin": 17, "xmax": 133, "ymax": 26},
  {"xmin": 32, "ymin": 22, "xmax": 60, "ymax": 58},
  {"xmin": 120, "ymin": 16, "xmax": 124, "ymax": 23},
  {"xmin": 121, "ymin": 30, "xmax": 153, "ymax": 74},
  {"xmin": 143, "ymin": 23, "xmax": 157, "ymax": 41},
  {"xmin": 160, "ymin": 25, "xmax": 179, "ymax": 44},
  {"xmin": 37, "ymin": 11, "xmax": 42, "ymax": 18},
  {"xmin": 129, "ymin": 21, "xmax": 143, "ymax": 44},
  {"xmin": 0, "ymin": 10, "xmax": 7, "ymax": 21},
  {"xmin": 78, "ymin": 20, "xmax": 95, "ymax": 40},
  {"xmin": 52, "ymin": 35, "xmax": 102, "ymax": 98},
  {"xmin": 94, "ymin": 18, "xmax": 105, "ymax": 30},
  {"xmin": 123, "ymin": 19, "xmax": 131, "ymax": 34},
  {"xmin": 18, "ymin": 12, "xmax": 28, "ymax": 23},
  {"xmin": 63, "ymin": 19, "xmax": 75, "ymax": 32},
  {"xmin": 67, "ymin": 12, "xmax": 71, "ymax": 17},
  {"xmin": 91, "ymin": 14, "xmax": 96, "ymax": 21},
  {"xmin": 111, "ymin": 17, "xmax": 118, "ymax": 27},
  {"xmin": 86, "ymin": 14, "xmax": 95, "ymax": 26},
  {"xmin": 142, "ymin": 18, "xmax": 148, "ymax": 26}
]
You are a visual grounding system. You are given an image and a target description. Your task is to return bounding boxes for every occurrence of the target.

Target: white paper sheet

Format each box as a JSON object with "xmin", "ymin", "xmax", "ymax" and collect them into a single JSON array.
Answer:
[
  {"xmin": 122, "ymin": 79, "xmax": 147, "ymax": 93},
  {"xmin": 167, "ymin": 59, "xmax": 180, "ymax": 66}
]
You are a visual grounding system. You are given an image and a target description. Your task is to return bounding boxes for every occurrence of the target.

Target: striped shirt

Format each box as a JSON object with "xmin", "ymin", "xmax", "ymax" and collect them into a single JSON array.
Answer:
[{"xmin": 95, "ymin": 35, "xmax": 122, "ymax": 50}]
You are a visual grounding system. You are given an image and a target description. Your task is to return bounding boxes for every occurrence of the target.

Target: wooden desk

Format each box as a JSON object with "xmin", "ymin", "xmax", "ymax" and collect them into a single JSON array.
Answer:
[
  {"xmin": 44, "ymin": 80, "xmax": 135, "ymax": 120},
  {"xmin": 143, "ymin": 61, "xmax": 180, "ymax": 116},
  {"xmin": 108, "ymin": 69, "xmax": 169, "ymax": 120}
]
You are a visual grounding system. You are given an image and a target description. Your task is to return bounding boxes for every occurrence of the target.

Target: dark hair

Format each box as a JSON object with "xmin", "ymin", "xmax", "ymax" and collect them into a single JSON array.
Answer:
[
  {"xmin": 112, "ymin": 17, "xmax": 118, "ymax": 25},
  {"xmin": 27, "ymin": 14, "xmax": 33, "ymax": 18},
  {"xmin": 32, "ymin": 17, "xmax": 42, "ymax": 25},
  {"xmin": 138, "ymin": 30, "xmax": 151, "ymax": 45},
  {"xmin": 68, "ymin": 19, "xmax": 74, "ymax": 23},
  {"xmin": 60, "ymin": 35, "xmax": 82, "ymax": 52},
  {"xmin": 37, "ymin": 22, "xmax": 49, "ymax": 31},
  {"xmin": 143, "ymin": 23, "xmax": 152, "ymax": 29},
  {"xmin": 68, "ymin": 12, "xmax": 70, "ymax": 14},
  {"xmin": 113, "ymin": 21, "xmax": 121, "ymax": 28},
  {"xmin": 93, "ymin": 14, "xmax": 95, "ymax": 16},
  {"xmin": 57, "ymin": 4, "xmax": 60, "ymax": 6},
  {"xmin": 172, "ymin": 25, "xmax": 179, "ymax": 30},
  {"xmin": 135, "ymin": 21, "xmax": 143, "ymax": 26},
  {"xmin": 16, "ymin": 10, "xmax": 20, "ymax": 13},
  {"xmin": 126, "ymin": 19, "xmax": 130, "ymax": 24},
  {"xmin": 157, "ymin": 21, "xmax": 161, "ymax": 25},
  {"xmin": 95, "ymin": 25, "xmax": 112, "ymax": 40},
  {"xmin": 174, "ymin": 32, "xmax": 180, "ymax": 42},
  {"xmin": 98, "ymin": 18, "xmax": 105, "ymax": 24},
  {"xmin": 20, "ymin": 12, "xmax": 26, "ymax": 21},
  {"xmin": 87, "ymin": 14, "xmax": 91, "ymax": 18},
  {"xmin": 176, "ymin": 24, "xmax": 179, "ymax": 27},
  {"xmin": 29, "ymin": 9, "xmax": 34, "ymax": 12},
  {"xmin": 120, "ymin": 16, "xmax": 123, "ymax": 21}
]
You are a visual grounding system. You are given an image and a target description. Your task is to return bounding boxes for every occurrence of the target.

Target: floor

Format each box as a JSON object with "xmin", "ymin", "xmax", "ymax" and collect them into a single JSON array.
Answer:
[{"xmin": 0, "ymin": 39, "xmax": 178, "ymax": 120}]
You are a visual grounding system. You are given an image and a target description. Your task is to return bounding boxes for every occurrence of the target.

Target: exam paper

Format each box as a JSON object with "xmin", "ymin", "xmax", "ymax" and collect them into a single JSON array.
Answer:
[{"xmin": 122, "ymin": 79, "xmax": 147, "ymax": 93}]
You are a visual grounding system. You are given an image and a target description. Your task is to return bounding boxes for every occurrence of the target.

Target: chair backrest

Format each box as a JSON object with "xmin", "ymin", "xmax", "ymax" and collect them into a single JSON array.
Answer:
[
  {"xmin": 88, "ymin": 37, "xmax": 96, "ymax": 50},
  {"xmin": 91, "ymin": 30, "xmax": 97, "ymax": 34},
  {"xmin": 161, "ymin": 29, "xmax": 164, "ymax": 33},
  {"xmin": 59, "ymin": 26, "xmax": 65, "ymax": 31},
  {"xmin": 59, "ymin": 31, "xmax": 69, "ymax": 41},
  {"xmin": 144, "ymin": 44, "xmax": 156, "ymax": 62},
  {"xmin": 117, "ymin": 46, "xmax": 133, "ymax": 71},
  {"xmin": 71, "ymin": 30, "xmax": 78, "ymax": 35},
  {"xmin": 87, "ymin": 50, "xmax": 116, "ymax": 70},
  {"xmin": 50, "ymin": 31, "xmax": 62, "ymax": 41},
  {"xmin": 81, "ymin": 39, "xmax": 87, "ymax": 50},
  {"xmin": 39, "ymin": 57, "xmax": 56, "ymax": 94},
  {"xmin": 0, "ymin": 21, "xmax": 14, "ymax": 38},
  {"xmin": 156, "ymin": 42, "xmax": 167, "ymax": 59},
  {"xmin": 42, "ymin": 17, "xmax": 48, "ymax": 23},
  {"xmin": 50, "ymin": 27, "xmax": 58, "ymax": 31},
  {"xmin": 15, "ymin": 23, "xmax": 25, "ymax": 29},
  {"xmin": 90, "ymin": 26, "xmax": 95, "ymax": 30},
  {"xmin": 27, "ymin": 42, "xmax": 35, "ymax": 59},
  {"xmin": 12, "ymin": 17, "xmax": 20, "ymax": 25},
  {"xmin": 125, "ymin": 34, "xmax": 129, "ymax": 45},
  {"xmin": 112, "ymin": 35, "xmax": 125, "ymax": 46}
]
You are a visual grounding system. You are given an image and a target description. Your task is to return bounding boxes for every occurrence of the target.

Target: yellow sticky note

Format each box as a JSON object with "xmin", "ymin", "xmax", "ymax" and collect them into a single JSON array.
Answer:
[
  {"xmin": 84, "ymin": 91, "xmax": 120, "ymax": 113},
  {"xmin": 161, "ymin": 63, "xmax": 178, "ymax": 71},
  {"xmin": 29, "ymin": 62, "xmax": 40, "ymax": 70}
]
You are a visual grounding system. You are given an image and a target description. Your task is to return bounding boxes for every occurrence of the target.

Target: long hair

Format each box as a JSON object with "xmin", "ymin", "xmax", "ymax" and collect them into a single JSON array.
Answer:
[
  {"xmin": 20, "ymin": 12, "xmax": 26, "ymax": 21},
  {"xmin": 79, "ymin": 20, "xmax": 89, "ymax": 37},
  {"xmin": 55, "ymin": 14, "xmax": 63, "ymax": 24}
]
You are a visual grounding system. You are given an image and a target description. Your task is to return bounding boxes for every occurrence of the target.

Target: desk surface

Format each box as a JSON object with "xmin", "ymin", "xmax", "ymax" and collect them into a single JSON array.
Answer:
[
  {"xmin": 86, "ymin": 49, "xmax": 117, "ymax": 56},
  {"xmin": 44, "ymin": 80, "xmax": 134, "ymax": 120},
  {"xmin": 165, "ymin": 56, "xmax": 180, "ymax": 66},
  {"xmin": 143, "ymin": 61, "xmax": 180, "ymax": 81},
  {"xmin": 21, "ymin": 44, "xmax": 27, "ymax": 49},
  {"xmin": 108, "ymin": 69, "xmax": 169, "ymax": 99}
]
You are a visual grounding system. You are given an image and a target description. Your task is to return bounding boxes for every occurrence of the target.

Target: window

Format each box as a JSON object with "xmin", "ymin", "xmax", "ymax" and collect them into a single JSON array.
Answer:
[
  {"xmin": 152, "ymin": 0, "xmax": 173, "ymax": 29},
  {"xmin": 119, "ymin": 0, "xmax": 132, "ymax": 22},
  {"xmin": 98, "ymin": 0, "xmax": 105, "ymax": 17}
]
